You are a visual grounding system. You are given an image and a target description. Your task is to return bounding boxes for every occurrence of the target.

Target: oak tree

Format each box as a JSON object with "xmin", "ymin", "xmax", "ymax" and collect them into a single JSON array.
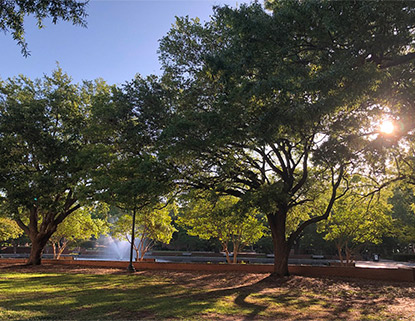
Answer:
[
  {"xmin": 0, "ymin": 68, "xmax": 111, "ymax": 264},
  {"xmin": 158, "ymin": 2, "xmax": 415, "ymax": 276}
]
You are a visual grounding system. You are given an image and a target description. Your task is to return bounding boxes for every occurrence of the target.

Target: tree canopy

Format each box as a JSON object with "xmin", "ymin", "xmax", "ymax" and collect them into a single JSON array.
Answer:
[
  {"xmin": 157, "ymin": 1, "xmax": 415, "ymax": 276},
  {"xmin": 90, "ymin": 75, "xmax": 176, "ymax": 214},
  {"xmin": 318, "ymin": 183, "xmax": 393, "ymax": 265},
  {"xmin": 49, "ymin": 205, "xmax": 109, "ymax": 259},
  {"xmin": 112, "ymin": 204, "xmax": 176, "ymax": 261},
  {"xmin": 0, "ymin": 68, "xmax": 111, "ymax": 264},
  {"xmin": 178, "ymin": 193, "xmax": 265, "ymax": 263},
  {"xmin": 1, "ymin": 0, "xmax": 88, "ymax": 56},
  {"xmin": 0, "ymin": 217, "xmax": 23, "ymax": 242}
]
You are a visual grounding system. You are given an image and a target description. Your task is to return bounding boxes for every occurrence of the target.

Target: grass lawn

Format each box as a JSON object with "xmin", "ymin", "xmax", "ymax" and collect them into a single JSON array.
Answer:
[{"xmin": 0, "ymin": 264, "xmax": 414, "ymax": 320}]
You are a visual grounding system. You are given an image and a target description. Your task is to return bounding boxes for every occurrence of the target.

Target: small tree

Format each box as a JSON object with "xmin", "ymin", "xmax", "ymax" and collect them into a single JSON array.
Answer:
[
  {"xmin": 49, "ymin": 206, "xmax": 109, "ymax": 259},
  {"xmin": 318, "ymin": 190, "xmax": 393, "ymax": 266},
  {"xmin": 178, "ymin": 194, "xmax": 265, "ymax": 264},
  {"xmin": 112, "ymin": 205, "xmax": 176, "ymax": 261},
  {"xmin": 0, "ymin": 217, "xmax": 23, "ymax": 242}
]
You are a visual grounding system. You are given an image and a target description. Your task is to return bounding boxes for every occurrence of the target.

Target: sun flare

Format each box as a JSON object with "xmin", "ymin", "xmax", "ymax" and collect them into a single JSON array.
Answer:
[{"xmin": 380, "ymin": 120, "xmax": 394, "ymax": 134}]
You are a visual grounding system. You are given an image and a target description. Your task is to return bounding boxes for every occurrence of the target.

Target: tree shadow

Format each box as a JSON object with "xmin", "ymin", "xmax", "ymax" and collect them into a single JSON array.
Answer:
[{"xmin": 0, "ymin": 268, "xmax": 414, "ymax": 320}]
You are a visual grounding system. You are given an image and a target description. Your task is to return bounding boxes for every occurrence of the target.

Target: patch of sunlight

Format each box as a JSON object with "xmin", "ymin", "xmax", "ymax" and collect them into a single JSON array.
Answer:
[
  {"xmin": 0, "ymin": 287, "xmax": 63, "ymax": 295},
  {"xmin": 0, "ymin": 307, "xmax": 46, "ymax": 320},
  {"xmin": 18, "ymin": 296, "xmax": 77, "ymax": 307},
  {"xmin": 204, "ymin": 295, "xmax": 252, "ymax": 316}
]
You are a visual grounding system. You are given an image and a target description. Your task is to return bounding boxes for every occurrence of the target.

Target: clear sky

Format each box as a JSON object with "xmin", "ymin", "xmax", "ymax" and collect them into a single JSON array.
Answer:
[{"xmin": 0, "ymin": 0, "xmax": 251, "ymax": 86}]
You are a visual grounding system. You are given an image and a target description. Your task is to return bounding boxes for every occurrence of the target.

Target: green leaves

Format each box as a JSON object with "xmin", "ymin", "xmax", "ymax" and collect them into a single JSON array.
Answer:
[
  {"xmin": 1, "ymin": 0, "xmax": 88, "ymax": 56},
  {"xmin": 50, "ymin": 206, "xmax": 109, "ymax": 244},
  {"xmin": 111, "ymin": 204, "xmax": 176, "ymax": 257},
  {"xmin": 178, "ymin": 193, "xmax": 265, "ymax": 253},
  {"xmin": 0, "ymin": 68, "xmax": 96, "ymax": 214},
  {"xmin": 89, "ymin": 75, "xmax": 176, "ymax": 212},
  {"xmin": 318, "ymin": 186, "xmax": 393, "ymax": 248},
  {"xmin": 0, "ymin": 217, "xmax": 22, "ymax": 242}
]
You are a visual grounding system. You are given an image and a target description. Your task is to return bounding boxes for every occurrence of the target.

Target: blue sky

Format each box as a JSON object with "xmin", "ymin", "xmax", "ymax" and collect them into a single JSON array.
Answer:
[{"xmin": 0, "ymin": 0, "xmax": 251, "ymax": 86}]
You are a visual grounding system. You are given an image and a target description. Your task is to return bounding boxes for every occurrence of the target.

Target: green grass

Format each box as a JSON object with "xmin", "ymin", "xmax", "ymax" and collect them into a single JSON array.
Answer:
[{"xmin": 0, "ymin": 268, "xmax": 413, "ymax": 320}]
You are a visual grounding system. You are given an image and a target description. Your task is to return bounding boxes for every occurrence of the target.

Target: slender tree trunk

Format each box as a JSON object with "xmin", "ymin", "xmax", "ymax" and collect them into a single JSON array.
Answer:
[
  {"xmin": 52, "ymin": 243, "xmax": 57, "ymax": 259},
  {"xmin": 336, "ymin": 244, "xmax": 344, "ymax": 266},
  {"xmin": 223, "ymin": 242, "xmax": 231, "ymax": 264},
  {"xmin": 12, "ymin": 240, "xmax": 17, "ymax": 254},
  {"xmin": 345, "ymin": 245, "xmax": 353, "ymax": 266},
  {"xmin": 267, "ymin": 212, "xmax": 290, "ymax": 277},
  {"xmin": 135, "ymin": 248, "xmax": 140, "ymax": 262},
  {"xmin": 56, "ymin": 240, "xmax": 68, "ymax": 260},
  {"xmin": 232, "ymin": 242, "xmax": 240, "ymax": 264}
]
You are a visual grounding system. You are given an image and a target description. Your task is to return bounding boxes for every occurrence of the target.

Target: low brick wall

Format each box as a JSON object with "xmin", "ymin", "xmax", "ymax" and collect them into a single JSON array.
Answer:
[
  {"xmin": 0, "ymin": 258, "xmax": 413, "ymax": 282},
  {"xmin": 289, "ymin": 265, "xmax": 415, "ymax": 282}
]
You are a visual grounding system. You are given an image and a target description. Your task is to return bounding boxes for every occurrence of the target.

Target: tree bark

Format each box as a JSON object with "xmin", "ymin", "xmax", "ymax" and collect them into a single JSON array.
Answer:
[
  {"xmin": 267, "ymin": 212, "xmax": 290, "ymax": 277},
  {"xmin": 222, "ymin": 242, "xmax": 231, "ymax": 264},
  {"xmin": 27, "ymin": 233, "xmax": 53, "ymax": 265},
  {"xmin": 52, "ymin": 243, "xmax": 57, "ymax": 259},
  {"xmin": 232, "ymin": 241, "xmax": 239, "ymax": 264},
  {"xmin": 56, "ymin": 240, "xmax": 68, "ymax": 260},
  {"xmin": 336, "ymin": 243, "xmax": 344, "ymax": 266},
  {"xmin": 15, "ymin": 194, "xmax": 81, "ymax": 265}
]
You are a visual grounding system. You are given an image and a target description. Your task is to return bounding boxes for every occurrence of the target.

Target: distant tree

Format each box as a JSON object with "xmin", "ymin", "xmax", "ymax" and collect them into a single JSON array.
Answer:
[
  {"xmin": 0, "ymin": 68, "xmax": 112, "ymax": 265},
  {"xmin": 387, "ymin": 186, "xmax": 415, "ymax": 253},
  {"xmin": 1, "ymin": 0, "xmax": 88, "ymax": 56},
  {"xmin": 111, "ymin": 205, "xmax": 176, "ymax": 261},
  {"xmin": 178, "ymin": 194, "xmax": 265, "ymax": 264},
  {"xmin": 318, "ymin": 188, "xmax": 393, "ymax": 266},
  {"xmin": 49, "ymin": 205, "xmax": 109, "ymax": 259},
  {"xmin": 0, "ymin": 217, "xmax": 23, "ymax": 242}
]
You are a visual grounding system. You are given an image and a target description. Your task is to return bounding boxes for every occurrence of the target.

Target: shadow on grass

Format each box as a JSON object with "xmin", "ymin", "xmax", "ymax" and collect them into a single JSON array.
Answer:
[{"xmin": 0, "ymin": 270, "xmax": 414, "ymax": 320}]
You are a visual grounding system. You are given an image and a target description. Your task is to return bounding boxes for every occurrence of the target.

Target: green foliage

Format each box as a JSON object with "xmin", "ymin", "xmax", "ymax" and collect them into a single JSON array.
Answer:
[
  {"xmin": 1, "ymin": 0, "xmax": 88, "ymax": 56},
  {"xmin": 178, "ymin": 194, "xmax": 265, "ymax": 263},
  {"xmin": 389, "ymin": 186, "xmax": 415, "ymax": 246},
  {"xmin": 318, "ymin": 188, "xmax": 393, "ymax": 264},
  {"xmin": 49, "ymin": 205, "xmax": 109, "ymax": 259},
  {"xmin": 0, "ymin": 68, "xmax": 110, "ymax": 215},
  {"xmin": 0, "ymin": 68, "xmax": 112, "ymax": 263},
  {"xmin": 157, "ymin": 1, "xmax": 415, "ymax": 275},
  {"xmin": 90, "ymin": 75, "xmax": 175, "ymax": 214},
  {"xmin": 0, "ymin": 217, "xmax": 22, "ymax": 242},
  {"xmin": 111, "ymin": 204, "xmax": 176, "ymax": 260}
]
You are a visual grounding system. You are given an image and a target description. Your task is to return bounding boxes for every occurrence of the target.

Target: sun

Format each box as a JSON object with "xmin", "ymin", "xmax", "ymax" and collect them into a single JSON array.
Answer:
[{"xmin": 379, "ymin": 120, "xmax": 394, "ymax": 134}]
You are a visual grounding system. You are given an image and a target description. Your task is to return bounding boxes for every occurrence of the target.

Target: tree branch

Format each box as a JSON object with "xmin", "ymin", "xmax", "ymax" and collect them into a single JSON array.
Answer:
[
  {"xmin": 379, "ymin": 52, "xmax": 415, "ymax": 69},
  {"xmin": 288, "ymin": 165, "xmax": 344, "ymax": 247}
]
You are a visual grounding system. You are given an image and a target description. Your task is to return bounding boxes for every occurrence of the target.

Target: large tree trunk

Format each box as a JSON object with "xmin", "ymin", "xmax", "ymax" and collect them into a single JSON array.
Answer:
[
  {"xmin": 27, "ymin": 233, "xmax": 53, "ymax": 265},
  {"xmin": 267, "ymin": 212, "xmax": 290, "ymax": 277},
  {"xmin": 15, "ymin": 192, "xmax": 81, "ymax": 266}
]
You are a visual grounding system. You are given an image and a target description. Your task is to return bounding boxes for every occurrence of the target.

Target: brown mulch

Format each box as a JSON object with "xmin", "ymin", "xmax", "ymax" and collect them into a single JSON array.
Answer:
[{"xmin": 1, "ymin": 262, "xmax": 415, "ymax": 320}]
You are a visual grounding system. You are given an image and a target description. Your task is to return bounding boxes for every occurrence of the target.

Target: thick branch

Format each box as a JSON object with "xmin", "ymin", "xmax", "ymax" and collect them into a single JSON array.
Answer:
[
  {"xmin": 379, "ymin": 52, "xmax": 415, "ymax": 69},
  {"xmin": 288, "ymin": 165, "xmax": 344, "ymax": 247},
  {"xmin": 54, "ymin": 203, "xmax": 81, "ymax": 225},
  {"xmin": 291, "ymin": 144, "xmax": 310, "ymax": 195},
  {"xmin": 15, "ymin": 218, "xmax": 30, "ymax": 235}
]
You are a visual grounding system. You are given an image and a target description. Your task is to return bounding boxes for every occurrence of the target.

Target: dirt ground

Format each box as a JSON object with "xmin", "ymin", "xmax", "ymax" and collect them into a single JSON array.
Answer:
[{"xmin": 1, "ymin": 262, "xmax": 415, "ymax": 320}]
